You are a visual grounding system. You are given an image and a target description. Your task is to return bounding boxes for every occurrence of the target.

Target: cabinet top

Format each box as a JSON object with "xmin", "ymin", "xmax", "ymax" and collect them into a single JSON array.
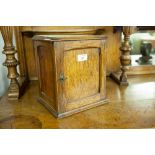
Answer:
[{"xmin": 33, "ymin": 35, "xmax": 107, "ymax": 42}]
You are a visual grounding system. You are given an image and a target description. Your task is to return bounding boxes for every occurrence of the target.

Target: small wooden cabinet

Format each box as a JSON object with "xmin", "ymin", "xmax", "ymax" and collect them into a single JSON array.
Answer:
[{"xmin": 33, "ymin": 35, "xmax": 108, "ymax": 118}]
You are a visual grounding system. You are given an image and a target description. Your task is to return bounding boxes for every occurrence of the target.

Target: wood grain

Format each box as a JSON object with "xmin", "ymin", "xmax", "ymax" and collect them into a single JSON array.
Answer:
[
  {"xmin": 16, "ymin": 26, "xmax": 121, "ymax": 80},
  {"xmin": 33, "ymin": 35, "xmax": 107, "ymax": 118},
  {"xmin": 97, "ymin": 26, "xmax": 121, "ymax": 74},
  {"xmin": 0, "ymin": 26, "xmax": 20, "ymax": 100},
  {"xmin": 1, "ymin": 75, "xmax": 155, "ymax": 128},
  {"xmin": 23, "ymin": 35, "xmax": 38, "ymax": 80},
  {"xmin": 15, "ymin": 26, "xmax": 155, "ymax": 83},
  {"xmin": 36, "ymin": 42, "xmax": 57, "ymax": 110},
  {"xmin": 64, "ymin": 48, "xmax": 100, "ymax": 102}
]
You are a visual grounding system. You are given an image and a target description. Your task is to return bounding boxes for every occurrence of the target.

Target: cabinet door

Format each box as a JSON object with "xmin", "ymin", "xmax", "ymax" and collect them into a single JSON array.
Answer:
[{"xmin": 54, "ymin": 40, "xmax": 106, "ymax": 112}]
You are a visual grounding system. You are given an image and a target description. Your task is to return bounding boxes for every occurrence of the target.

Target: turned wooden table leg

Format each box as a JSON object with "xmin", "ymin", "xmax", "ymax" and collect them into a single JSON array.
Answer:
[
  {"xmin": 1, "ymin": 26, "xmax": 20, "ymax": 100},
  {"xmin": 111, "ymin": 26, "xmax": 135, "ymax": 85},
  {"xmin": 119, "ymin": 26, "xmax": 132, "ymax": 84}
]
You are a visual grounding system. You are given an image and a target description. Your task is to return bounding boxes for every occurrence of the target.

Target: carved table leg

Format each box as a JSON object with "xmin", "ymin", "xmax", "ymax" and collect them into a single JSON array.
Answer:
[
  {"xmin": 0, "ymin": 26, "xmax": 27, "ymax": 100},
  {"xmin": 111, "ymin": 26, "xmax": 135, "ymax": 86}
]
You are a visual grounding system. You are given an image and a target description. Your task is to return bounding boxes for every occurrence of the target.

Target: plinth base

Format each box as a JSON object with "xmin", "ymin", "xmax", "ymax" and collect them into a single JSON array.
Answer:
[
  {"xmin": 110, "ymin": 71, "xmax": 129, "ymax": 86},
  {"xmin": 7, "ymin": 76, "xmax": 28, "ymax": 101}
]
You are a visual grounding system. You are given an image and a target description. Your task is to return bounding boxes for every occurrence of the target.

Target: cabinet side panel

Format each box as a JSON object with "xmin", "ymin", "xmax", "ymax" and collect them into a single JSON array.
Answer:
[{"xmin": 35, "ymin": 41, "xmax": 57, "ymax": 110}]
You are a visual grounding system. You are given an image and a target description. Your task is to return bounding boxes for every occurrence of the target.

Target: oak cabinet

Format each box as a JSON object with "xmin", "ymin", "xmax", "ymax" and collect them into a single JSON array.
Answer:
[{"xmin": 33, "ymin": 35, "xmax": 108, "ymax": 118}]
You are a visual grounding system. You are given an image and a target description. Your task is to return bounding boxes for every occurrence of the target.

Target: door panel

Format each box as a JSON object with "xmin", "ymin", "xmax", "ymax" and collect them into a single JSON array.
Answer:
[
  {"xmin": 64, "ymin": 47, "xmax": 100, "ymax": 103},
  {"xmin": 55, "ymin": 40, "xmax": 106, "ymax": 112}
]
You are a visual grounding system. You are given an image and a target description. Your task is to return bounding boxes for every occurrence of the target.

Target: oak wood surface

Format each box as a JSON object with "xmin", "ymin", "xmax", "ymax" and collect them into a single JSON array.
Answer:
[
  {"xmin": 21, "ymin": 26, "xmax": 104, "ymax": 34},
  {"xmin": 33, "ymin": 35, "xmax": 107, "ymax": 118},
  {"xmin": 0, "ymin": 75, "xmax": 155, "ymax": 128},
  {"xmin": 110, "ymin": 26, "xmax": 136, "ymax": 85},
  {"xmin": 36, "ymin": 42, "xmax": 57, "ymax": 110},
  {"xmin": 0, "ymin": 26, "xmax": 20, "ymax": 100},
  {"xmin": 99, "ymin": 26, "xmax": 121, "ymax": 74},
  {"xmin": 127, "ymin": 65, "xmax": 155, "ymax": 75},
  {"xmin": 15, "ymin": 26, "xmax": 155, "ymax": 82},
  {"xmin": 64, "ymin": 48, "xmax": 100, "ymax": 102},
  {"xmin": 16, "ymin": 26, "xmax": 121, "ymax": 80},
  {"xmin": 23, "ymin": 35, "xmax": 37, "ymax": 80},
  {"xmin": 14, "ymin": 26, "xmax": 28, "ymax": 77}
]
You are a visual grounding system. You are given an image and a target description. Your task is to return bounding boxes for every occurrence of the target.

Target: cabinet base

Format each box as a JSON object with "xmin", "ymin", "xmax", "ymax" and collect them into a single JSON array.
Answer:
[{"xmin": 37, "ymin": 97, "xmax": 109, "ymax": 118}]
